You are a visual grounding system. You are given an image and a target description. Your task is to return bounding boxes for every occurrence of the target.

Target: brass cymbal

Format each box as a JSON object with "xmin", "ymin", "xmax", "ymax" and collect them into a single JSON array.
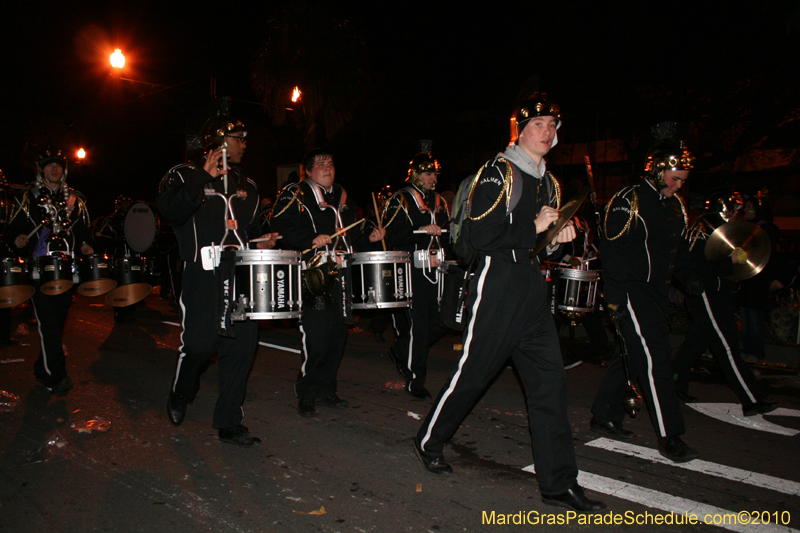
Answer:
[
  {"xmin": 531, "ymin": 187, "xmax": 590, "ymax": 256},
  {"xmin": 704, "ymin": 221, "xmax": 771, "ymax": 281}
]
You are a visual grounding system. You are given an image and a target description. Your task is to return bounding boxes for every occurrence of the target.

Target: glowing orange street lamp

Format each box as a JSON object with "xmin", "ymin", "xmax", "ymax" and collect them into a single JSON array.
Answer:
[
  {"xmin": 291, "ymin": 86, "xmax": 301, "ymax": 103},
  {"xmin": 110, "ymin": 48, "xmax": 125, "ymax": 69},
  {"xmin": 76, "ymin": 148, "xmax": 86, "ymax": 160}
]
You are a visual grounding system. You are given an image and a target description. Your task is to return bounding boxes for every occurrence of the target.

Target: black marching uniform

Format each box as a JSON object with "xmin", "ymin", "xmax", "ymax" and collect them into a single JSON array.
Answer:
[
  {"xmin": 672, "ymin": 220, "xmax": 767, "ymax": 407},
  {"xmin": 383, "ymin": 182, "xmax": 451, "ymax": 394},
  {"xmin": 157, "ymin": 162, "xmax": 262, "ymax": 429},
  {"xmin": 5, "ymin": 182, "xmax": 91, "ymax": 391},
  {"xmin": 591, "ymin": 178, "xmax": 691, "ymax": 438},
  {"xmin": 270, "ymin": 179, "xmax": 378, "ymax": 403},
  {"xmin": 416, "ymin": 153, "xmax": 579, "ymax": 496}
]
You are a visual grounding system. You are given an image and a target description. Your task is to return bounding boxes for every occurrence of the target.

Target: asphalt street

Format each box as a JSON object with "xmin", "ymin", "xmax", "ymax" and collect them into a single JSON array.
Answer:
[{"xmin": 1, "ymin": 293, "xmax": 798, "ymax": 532}]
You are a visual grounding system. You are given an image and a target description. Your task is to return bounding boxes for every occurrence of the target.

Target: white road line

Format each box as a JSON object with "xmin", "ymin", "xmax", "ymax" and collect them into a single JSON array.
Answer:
[
  {"xmin": 522, "ymin": 465, "xmax": 797, "ymax": 533},
  {"xmin": 258, "ymin": 341, "xmax": 301, "ymax": 354},
  {"xmin": 586, "ymin": 437, "xmax": 800, "ymax": 496},
  {"xmin": 687, "ymin": 403, "xmax": 800, "ymax": 437}
]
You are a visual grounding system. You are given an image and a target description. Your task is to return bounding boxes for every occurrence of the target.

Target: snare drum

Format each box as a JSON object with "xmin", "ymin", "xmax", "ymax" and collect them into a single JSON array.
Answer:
[
  {"xmin": 124, "ymin": 202, "xmax": 159, "ymax": 254},
  {"xmin": 0, "ymin": 257, "xmax": 35, "ymax": 308},
  {"xmin": 228, "ymin": 249, "xmax": 303, "ymax": 320},
  {"xmin": 77, "ymin": 254, "xmax": 117, "ymax": 296},
  {"xmin": 350, "ymin": 251, "xmax": 412, "ymax": 309},
  {"xmin": 34, "ymin": 254, "xmax": 74, "ymax": 295},
  {"xmin": 552, "ymin": 268, "xmax": 600, "ymax": 318},
  {"xmin": 106, "ymin": 256, "xmax": 152, "ymax": 307}
]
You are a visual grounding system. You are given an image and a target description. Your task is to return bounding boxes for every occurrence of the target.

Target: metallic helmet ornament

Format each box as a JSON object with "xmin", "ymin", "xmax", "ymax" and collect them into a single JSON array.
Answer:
[
  {"xmin": 201, "ymin": 116, "xmax": 247, "ymax": 152},
  {"xmin": 407, "ymin": 151, "xmax": 441, "ymax": 188},
  {"xmin": 37, "ymin": 148, "xmax": 68, "ymax": 172},
  {"xmin": 376, "ymin": 184, "xmax": 393, "ymax": 208},
  {"xmin": 509, "ymin": 92, "xmax": 562, "ymax": 145},
  {"xmin": 642, "ymin": 122, "xmax": 694, "ymax": 190}
]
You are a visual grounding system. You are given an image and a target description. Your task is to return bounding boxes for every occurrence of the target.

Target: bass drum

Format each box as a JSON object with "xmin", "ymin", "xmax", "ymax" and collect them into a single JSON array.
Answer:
[{"xmin": 124, "ymin": 202, "xmax": 160, "ymax": 254}]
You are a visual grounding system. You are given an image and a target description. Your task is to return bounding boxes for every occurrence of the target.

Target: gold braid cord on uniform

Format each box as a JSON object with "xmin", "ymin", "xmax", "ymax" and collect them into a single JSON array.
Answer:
[
  {"xmin": 604, "ymin": 190, "xmax": 639, "ymax": 241},
  {"xmin": 272, "ymin": 185, "xmax": 303, "ymax": 219},
  {"xmin": 7, "ymin": 191, "xmax": 31, "ymax": 225},
  {"xmin": 687, "ymin": 222, "xmax": 708, "ymax": 252},
  {"xmin": 675, "ymin": 193, "xmax": 689, "ymax": 232},
  {"xmin": 382, "ymin": 194, "xmax": 408, "ymax": 228},
  {"xmin": 467, "ymin": 157, "xmax": 513, "ymax": 221},
  {"xmin": 547, "ymin": 172, "xmax": 562, "ymax": 211}
]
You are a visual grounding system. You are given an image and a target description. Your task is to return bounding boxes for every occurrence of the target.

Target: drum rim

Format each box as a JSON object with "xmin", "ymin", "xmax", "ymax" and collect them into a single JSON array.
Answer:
[
  {"xmin": 352, "ymin": 250, "xmax": 411, "ymax": 262},
  {"xmin": 554, "ymin": 268, "xmax": 601, "ymax": 281}
]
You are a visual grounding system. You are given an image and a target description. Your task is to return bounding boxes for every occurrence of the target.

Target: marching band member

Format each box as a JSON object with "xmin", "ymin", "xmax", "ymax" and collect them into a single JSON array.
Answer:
[
  {"xmin": 270, "ymin": 148, "xmax": 385, "ymax": 418},
  {"xmin": 6, "ymin": 149, "xmax": 93, "ymax": 396},
  {"xmin": 590, "ymin": 122, "xmax": 699, "ymax": 462},
  {"xmin": 672, "ymin": 192, "xmax": 778, "ymax": 415},
  {"xmin": 157, "ymin": 115, "xmax": 278, "ymax": 446},
  {"xmin": 383, "ymin": 150, "xmax": 451, "ymax": 399},
  {"xmin": 414, "ymin": 94, "xmax": 605, "ymax": 513}
]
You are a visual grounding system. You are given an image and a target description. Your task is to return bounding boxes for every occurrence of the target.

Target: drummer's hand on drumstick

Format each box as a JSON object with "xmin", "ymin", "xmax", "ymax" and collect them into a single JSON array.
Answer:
[
  {"xmin": 419, "ymin": 224, "xmax": 442, "ymax": 237},
  {"xmin": 203, "ymin": 147, "xmax": 228, "ymax": 178},
  {"xmin": 312, "ymin": 234, "xmax": 333, "ymax": 249},
  {"xmin": 14, "ymin": 234, "xmax": 28, "ymax": 248},
  {"xmin": 368, "ymin": 226, "xmax": 386, "ymax": 242},
  {"xmin": 255, "ymin": 232, "xmax": 280, "ymax": 249},
  {"xmin": 81, "ymin": 243, "xmax": 94, "ymax": 255},
  {"xmin": 535, "ymin": 206, "xmax": 559, "ymax": 234},
  {"xmin": 555, "ymin": 221, "xmax": 577, "ymax": 243}
]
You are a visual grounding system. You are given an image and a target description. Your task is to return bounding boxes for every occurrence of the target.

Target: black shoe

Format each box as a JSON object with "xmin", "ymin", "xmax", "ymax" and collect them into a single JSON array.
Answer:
[
  {"xmin": 413, "ymin": 439, "xmax": 452, "ymax": 476},
  {"xmin": 589, "ymin": 417, "xmax": 636, "ymax": 440},
  {"xmin": 742, "ymin": 400, "xmax": 779, "ymax": 417},
  {"xmin": 298, "ymin": 398, "xmax": 316, "ymax": 418},
  {"xmin": 676, "ymin": 390, "xmax": 699, "ymax": 403},
  {"xmin": 167, "ymin": 391, "xmax": 189, "ymax": 426},
  {"xmin": 368, "ymin": 323, "xmax": 385, "ymax": 343},
  {"xmin": 318, "ymin": 394, "xmax": 349, "ymax": 409},
  {"xmin": 658, "ymin": 436, "xmax": 699, "ymax": 463},
  {"xmin": 218, "ymin": 424, "xmax": 261, "ymax": 447},
  {"xmin": 52, "ymin": 376, "xmax": 73, "ymax": 397},
  {"xmin": 408, "ymin": 387, "xmax": 432, "ymax": 400},
  {"xmin": 542, "ymin": 482, "xmax": 606, "ymax": 514},
  {"xmin": 388, "ymin": 347, "xmax": 411, "ymax": 381}
]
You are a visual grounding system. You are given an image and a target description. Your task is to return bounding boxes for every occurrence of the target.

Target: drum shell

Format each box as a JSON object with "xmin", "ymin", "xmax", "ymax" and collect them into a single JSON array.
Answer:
[
  {"xmin": 106, "ymin": 257, "xmax": 152, "ymax": 306},
  {"xmin": 230, "ymin": 249, "xmax": 303, "ymax": 320},
  {"xmin": 35, "ymin": 254, "xmax": 74, "ymax": 296},
  {"xmin": 350, "ymin": 251, "xmax": 412, "ymax": 309},
  {"xmin": 0, "ymin": 257, "xmax": 35, "ymax": 308},
  {"xmin": 553, "ymin": 268, "xmax": 600, "ymax": 314},
  {"xmin": 77, "ymin": 254, "xmax": 117, "ymax": 296},
  {"xmin": 113, "ymin": 256, "xmax": 145, "ymax": 285}
]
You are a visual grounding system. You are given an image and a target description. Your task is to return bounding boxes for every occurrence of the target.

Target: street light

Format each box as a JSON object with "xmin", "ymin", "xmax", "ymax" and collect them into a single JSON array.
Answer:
[
  {"xmin": 291, "ymin": 86, "xmax": 301, "ymax": 103},
  {"xmin": 110, "ymin": 48, "xmax": 125, "ymax": 69},
  {"xmin": 77, "ymin": 148, "xmax": 86, "ymax": 160}
]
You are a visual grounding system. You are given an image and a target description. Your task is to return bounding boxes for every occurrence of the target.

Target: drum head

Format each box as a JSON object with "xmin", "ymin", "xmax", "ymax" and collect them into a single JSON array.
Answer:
[
  {"xmin": 124, "ymin": 203, "xmax": 159, "ymax": 253},
  {"xmin": 40, "ymin": 280, "xmax": 74, "ymax": 296},
  {"xmin": 78, "ymin": 279, "xmax": 118, "ymax": 297},
  {"xmin": 106, "ymin": 283, "xmax": 151, "ymax": 307},
  {"xmin": 0, "ymin": 285, "xmax": 35, "ymax": 308}
]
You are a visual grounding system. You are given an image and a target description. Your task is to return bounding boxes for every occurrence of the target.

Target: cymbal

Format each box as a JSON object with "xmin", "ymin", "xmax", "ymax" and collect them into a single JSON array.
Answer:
[
  {"xmin": 531, "ymin": 187, "xmax": 590, "ymax": 256},
  {"xmin": 704, "ymin": 221, "xmax": 771, "ymax": 281}
]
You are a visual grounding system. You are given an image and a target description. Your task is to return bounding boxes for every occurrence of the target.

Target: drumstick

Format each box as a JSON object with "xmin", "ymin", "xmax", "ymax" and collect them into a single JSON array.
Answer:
[
  {"xmin": 301, "ymin": 218, "xmax": 364, "ymax": 254},
  {"xmin": 249, "ymin": 235, "xmax": 283, "ymax": 243},
  {"xmin": 26, "ymin": 223, "xmax": 42, "ymax": 240},
  {"xmin": 371, "ymin": 192, "xmax": 386, "ymax": 251},
  {"xmin": 413, "ymin": 229, "xmax": 449, "ymax": 234}
]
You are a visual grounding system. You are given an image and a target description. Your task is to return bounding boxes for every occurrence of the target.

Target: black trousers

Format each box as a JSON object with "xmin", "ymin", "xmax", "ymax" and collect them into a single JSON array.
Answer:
[
  {"xmin": 673, "ymin": 289, "xmax": 765, "ymax": 405},
  {"xmin": 296, "ymin": 282, "xmax": 348, "ymax": 400},
  {"xmin": 417, "ymin": 256, "xmax": 577, "ymax": 495},
  {"xmin": 31, "ymin": 286, "xmax": 73, "ymax": 388},
  {"xmin": 172, "ymin": 264, "xmax": 258, "ymax": 429},
  {"xmin": 393, "ymin": 266, "xmax": 446, "ymax": 392},
  {"xmin": 592, "ymin": 283, "xmax": 684, "ymax": 438}
]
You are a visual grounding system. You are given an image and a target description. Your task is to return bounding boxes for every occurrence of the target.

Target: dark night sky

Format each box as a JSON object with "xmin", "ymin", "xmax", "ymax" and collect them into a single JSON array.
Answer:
[{"xmin": 1, "ymin": 0, "xmax": 798, "ymax": 216}]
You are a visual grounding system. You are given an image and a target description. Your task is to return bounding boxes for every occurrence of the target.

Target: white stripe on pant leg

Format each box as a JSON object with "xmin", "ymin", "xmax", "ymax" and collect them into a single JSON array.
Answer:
[
  {"xmin": 172, "ymin": 292, "xmax": 189, "ymax": 391},
  {"xmin": 406, "ymin": 314, "xmax": 415, "ymax": 384},
  {"xmin": 299, "ymin": 322, "xmax": 310, "ymax": 376},
  {"xmin": 626, "ymin": 297, "xmax": 667, "ymax": 437},
  {"xmin": 32, "ymin": 301, "xmax": 51, "ymax": 376},
  {"xmin": 420, "ymin": 257, "xmax": 492, "ymax": 452},
  {"xmin": 701, "ymin": 292, "xmax": 756, "ymax": 403}
]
